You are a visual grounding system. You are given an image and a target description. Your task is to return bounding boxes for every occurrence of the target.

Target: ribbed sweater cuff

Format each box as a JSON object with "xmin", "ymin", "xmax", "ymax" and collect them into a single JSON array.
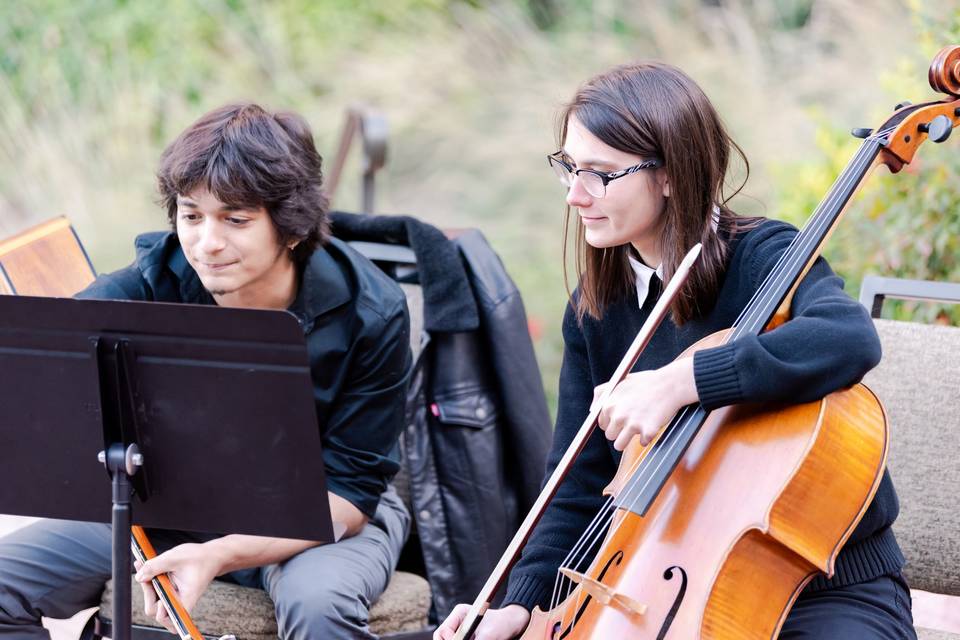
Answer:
[
  {"xmin": 502, "ymin": 574, "xmax": 552, "ymax": 612},
  {"xmin": 805, "ymin": 526, "xmax": 905, "ymax": 591},
  {"xmin": 693, "ymin": 343, "xmax": 743, "ymax": 409}
]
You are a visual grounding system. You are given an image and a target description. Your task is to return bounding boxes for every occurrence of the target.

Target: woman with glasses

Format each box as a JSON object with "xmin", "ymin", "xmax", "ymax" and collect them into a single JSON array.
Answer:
[{"xmin": 436, "ymin": 62, "xmax": 913, "ymax": 640}]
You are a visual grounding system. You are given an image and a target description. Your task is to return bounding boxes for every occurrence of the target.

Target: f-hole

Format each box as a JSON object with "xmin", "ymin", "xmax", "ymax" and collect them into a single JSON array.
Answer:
[{"xmin": 655, "ymin": 565, "xmax": 688, "ymax": 640}]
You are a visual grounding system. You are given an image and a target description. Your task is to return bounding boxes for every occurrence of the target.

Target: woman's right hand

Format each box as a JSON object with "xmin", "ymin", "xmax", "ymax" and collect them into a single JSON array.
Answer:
[{"xmin": 434, "ymin": 603, "xmax": 531, "ymax": 640}]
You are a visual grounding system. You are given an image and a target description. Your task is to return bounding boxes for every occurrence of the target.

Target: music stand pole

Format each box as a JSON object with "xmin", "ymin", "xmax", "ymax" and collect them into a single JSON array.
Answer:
[{"xmin": 100, "ymin": 443, "xmax": 142, "ymax": 640}]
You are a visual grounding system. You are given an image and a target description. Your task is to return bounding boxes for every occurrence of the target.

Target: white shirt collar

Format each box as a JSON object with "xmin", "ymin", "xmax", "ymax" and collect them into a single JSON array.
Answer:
[
  {"xmin": 628, "ymin": 206, "xmax": 720, "ymax": 309},
  {"xmin": 627, "ymin": 254, "xmax": 663, "ymax": 309}
]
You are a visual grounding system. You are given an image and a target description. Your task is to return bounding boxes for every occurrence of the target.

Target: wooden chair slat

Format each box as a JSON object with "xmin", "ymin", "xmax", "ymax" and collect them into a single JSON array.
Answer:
[{"xmin": 0, "ymin": 217, "xmax": 96, "ymax": 297}]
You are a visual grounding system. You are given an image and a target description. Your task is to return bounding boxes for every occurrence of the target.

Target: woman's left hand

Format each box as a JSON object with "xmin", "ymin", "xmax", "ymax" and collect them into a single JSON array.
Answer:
[{"xmin": 592, "ymin": 358, "xmax": 699, "ymax": 451}]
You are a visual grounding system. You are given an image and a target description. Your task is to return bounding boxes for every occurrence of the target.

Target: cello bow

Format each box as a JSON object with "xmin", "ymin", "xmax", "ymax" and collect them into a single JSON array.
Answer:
[
  {"xmin": 452, "ymin": 243, "xmax": 702, "ymax": 640},
  {"xmin": 131, "ymin": 525, "xmax": 207, "ymax": 640}
]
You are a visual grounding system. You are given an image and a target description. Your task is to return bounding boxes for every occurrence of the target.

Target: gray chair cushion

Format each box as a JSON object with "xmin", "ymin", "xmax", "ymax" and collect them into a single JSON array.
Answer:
[
  {"xmin": 862, "ymin": 319, "xmax": 960, "ymax": 596},
  {"xmin": 101, "ymin": 570, "xmax": 430, "ymax": 639},
  {"xmin": 917, "ymin": 627, "xmax": 960, "ymax": 640}
]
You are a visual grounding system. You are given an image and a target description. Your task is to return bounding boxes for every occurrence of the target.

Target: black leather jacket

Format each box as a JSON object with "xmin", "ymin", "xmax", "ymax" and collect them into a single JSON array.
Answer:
[{"xmin": 329, "ymin": 213, "xmax": 553, "ymax": 620}]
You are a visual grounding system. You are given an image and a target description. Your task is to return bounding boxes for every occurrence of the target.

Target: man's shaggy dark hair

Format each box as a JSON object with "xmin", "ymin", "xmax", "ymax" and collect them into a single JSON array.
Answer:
[{"xmin": 157, "ymin": 103, "xmax": 330, "ymax": 265}]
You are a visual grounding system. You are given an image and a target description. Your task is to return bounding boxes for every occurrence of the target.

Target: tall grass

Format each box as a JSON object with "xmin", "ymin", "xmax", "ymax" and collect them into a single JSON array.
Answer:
[{"xmin": 0, "ymin": 0, "xmax": 940, "ymax": 411}]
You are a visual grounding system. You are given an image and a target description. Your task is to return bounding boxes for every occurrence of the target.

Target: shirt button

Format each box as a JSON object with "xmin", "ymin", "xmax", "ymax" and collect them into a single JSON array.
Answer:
[
  {"xmin": 475, "ymin": 407, "xmax": 487, "ymax": 419},
  {"xmin": 419, "ymin": 510, "xmax": 432, "ymax": 520}
]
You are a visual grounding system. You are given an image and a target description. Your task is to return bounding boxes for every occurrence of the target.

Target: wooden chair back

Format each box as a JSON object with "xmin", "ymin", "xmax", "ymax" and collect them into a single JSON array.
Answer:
[{"xmin": 0, "ymin": 217, "xmax": 96, "ymax": 296}]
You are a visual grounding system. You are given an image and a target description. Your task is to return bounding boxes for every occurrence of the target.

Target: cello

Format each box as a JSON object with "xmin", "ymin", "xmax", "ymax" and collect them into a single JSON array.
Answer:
[{"xmin": 454, "ymin": 45, "xmax": 960, "ymax": 639}]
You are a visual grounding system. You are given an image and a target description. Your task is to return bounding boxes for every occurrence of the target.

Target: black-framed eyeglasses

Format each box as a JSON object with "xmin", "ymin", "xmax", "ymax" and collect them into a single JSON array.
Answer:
[{"xmin": 547, "ymin": 151, "xmax": 663, "ymax": 198}]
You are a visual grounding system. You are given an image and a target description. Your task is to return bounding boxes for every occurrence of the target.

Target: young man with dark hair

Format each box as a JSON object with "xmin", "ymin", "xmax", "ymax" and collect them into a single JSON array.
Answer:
[{"xmin": 0, "ymin": 104, "xmax": 412, "ymax": 639}]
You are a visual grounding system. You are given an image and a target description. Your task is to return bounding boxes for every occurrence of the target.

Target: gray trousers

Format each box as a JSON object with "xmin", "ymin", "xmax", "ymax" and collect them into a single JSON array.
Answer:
[{"xmin": 0, "ymin": 487, "xmax": 409, "ymax": 640}]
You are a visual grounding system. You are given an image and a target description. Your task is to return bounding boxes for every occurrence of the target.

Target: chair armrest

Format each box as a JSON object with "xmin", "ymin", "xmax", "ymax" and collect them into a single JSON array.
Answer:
[{"xmin": 858, "ymin": 275, "xmax": 960, "ymax": 319}]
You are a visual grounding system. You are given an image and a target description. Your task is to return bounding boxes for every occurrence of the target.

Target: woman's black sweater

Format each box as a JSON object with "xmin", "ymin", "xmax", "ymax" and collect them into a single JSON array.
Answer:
[{"xmin": 504, "ymin": 219, "xmax": 905, "ymax": 612}]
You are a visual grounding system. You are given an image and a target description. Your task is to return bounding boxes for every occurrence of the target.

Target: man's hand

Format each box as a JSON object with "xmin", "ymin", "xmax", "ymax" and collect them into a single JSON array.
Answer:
[
  {"xmin": 434, "ymin": 603, "xmax": 530, "ymax": 640},
  {"xmin": 131, "ymin": 490, "xmax": 365, "ymax": 635},
  {"xmin": 135, "ymin": 543, "xmax": 223, "ymax": 634},
  {"xmin": 592, "ymin": 358, "xmax": 699, "ymax": 451}
]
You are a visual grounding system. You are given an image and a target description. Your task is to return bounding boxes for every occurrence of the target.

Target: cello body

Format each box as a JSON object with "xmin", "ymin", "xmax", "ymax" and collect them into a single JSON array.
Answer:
[{"xmin": 522, "ymin": 330, "xmax": 888, "ymax": 639}]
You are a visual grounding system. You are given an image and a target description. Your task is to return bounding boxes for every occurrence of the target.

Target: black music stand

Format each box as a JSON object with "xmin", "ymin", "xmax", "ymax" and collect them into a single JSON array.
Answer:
[{"xmin": 0, "ymin": 295, "xmax": 334, "ymax": 640}]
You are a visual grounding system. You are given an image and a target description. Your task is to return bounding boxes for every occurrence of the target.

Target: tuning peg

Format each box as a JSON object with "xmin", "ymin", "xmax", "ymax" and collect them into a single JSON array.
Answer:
[
  {"xmin": 851, "ymin": 127, "xmax": 874, "ymax": 139},
  {"xmin": 919, "ymin": 115, "xmax": 952, "ymax": 143},
  {"xmin": 894, "ymin": 101, "xmax": 912, "ymax": 111}
]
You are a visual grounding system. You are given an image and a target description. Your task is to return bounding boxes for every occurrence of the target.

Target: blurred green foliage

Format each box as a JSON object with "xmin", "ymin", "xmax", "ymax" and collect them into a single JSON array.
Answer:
[
  {"xmin": 0, "ymin": 0, "xmax": 956, "ymax": 416},
  {"xmin": 774, "ymin": 6, "xmax": 960, "ymax": 324}
]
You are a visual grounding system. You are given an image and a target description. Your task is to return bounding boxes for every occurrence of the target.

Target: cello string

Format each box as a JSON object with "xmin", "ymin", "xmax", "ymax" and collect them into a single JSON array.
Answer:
[
  {"xmin": 550, "ymin": 190, "xmax": 827, "ymax": 611},
  {"xmin": 610, "ymin": 139, "xmax": 880, "ymax": 524},
  {"xmin": 606, "ymin": 138, "xmax": 881, "ymax": 533},
  {"xmin": 546, "ymin": 209, "xmax": 810, "ymax": 601},
  {"xmin": 566, "ymin": 139, "xmax": 878, "ymax": 573},
  {"xmin": 549, "ymin": 392, "xmax": 686, "ymax": 604},
  {"xmin": 624, "ymin": 135, "xmax": 885, "ymax": 513},
  {"xmin": 731, "ymin": 129, "xmax": 889, "ymax": 336},
  {"xmin": 551, "ymin": 406, "xmax": 689, "ymax": 606},
  {"xmin": 551, "ymin": 461, "xmax": 642, "ymax": 606},
  {"xmin": 730, "ymin": 139, "xmax": 882, "ymax": 335},
  {"xmin": 550, "ymin": 497, "xmax": 617, "ymax": 608},
  {"xmin": 554, "ymin": 154, "xmax": 838, "ymax": 575},
  {"xmin": 551, "ymin": 408, "xmax": 696, "ymax": 607},
  {"xmin": 728, "ymin": 138, "xmax": 880, "ymax": 332},
  {"xmin": 545, "ymin": 136, "xmax": 882, "ymax": 616},
  {"xmin": 579, "ymin": 134, "xmax": 886, "ymax": 605}
]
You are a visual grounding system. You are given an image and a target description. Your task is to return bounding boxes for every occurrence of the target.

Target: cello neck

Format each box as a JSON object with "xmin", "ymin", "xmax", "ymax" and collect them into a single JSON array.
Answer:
[
  {"xmin": 733, "ymin": 138, "xmax": 884, "ymax": 338},
  {"xmin": 613, "ymin": 137, "xmax": 888, "ymax": 520}
]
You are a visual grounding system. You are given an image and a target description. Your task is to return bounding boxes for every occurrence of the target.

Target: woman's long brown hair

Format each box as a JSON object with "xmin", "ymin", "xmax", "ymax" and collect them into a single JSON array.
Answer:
[{"xmin": 560, "ymin": 62, "xmax": 762, "ymax": 325}]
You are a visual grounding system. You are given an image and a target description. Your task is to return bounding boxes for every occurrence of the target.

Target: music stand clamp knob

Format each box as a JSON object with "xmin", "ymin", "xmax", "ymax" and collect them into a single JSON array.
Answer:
[{"xmin": 98, "ymin": 444, "xmax": 143, "ymax": 477}]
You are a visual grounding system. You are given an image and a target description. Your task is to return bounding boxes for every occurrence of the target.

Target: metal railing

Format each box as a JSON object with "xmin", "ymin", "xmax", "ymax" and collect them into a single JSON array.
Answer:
[{"xmin": 324, "ymin": 105, "xmax": 388, "ymax": 213}]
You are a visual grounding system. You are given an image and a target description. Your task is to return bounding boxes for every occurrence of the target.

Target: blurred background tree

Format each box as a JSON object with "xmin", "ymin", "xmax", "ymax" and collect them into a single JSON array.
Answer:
[
  {"xmin": 1, "ymin": 0, "xmax": 956, "ymax": 413},
  {"xmin": 775, "ymin": 3, "xmax": 960, "ymax": 325}
]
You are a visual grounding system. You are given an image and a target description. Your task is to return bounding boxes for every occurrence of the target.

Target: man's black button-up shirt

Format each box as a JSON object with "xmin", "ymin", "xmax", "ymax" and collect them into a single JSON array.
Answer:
[{"xmin": 76, "ymin": 231, "xmax": 412, "ymax": 518}]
